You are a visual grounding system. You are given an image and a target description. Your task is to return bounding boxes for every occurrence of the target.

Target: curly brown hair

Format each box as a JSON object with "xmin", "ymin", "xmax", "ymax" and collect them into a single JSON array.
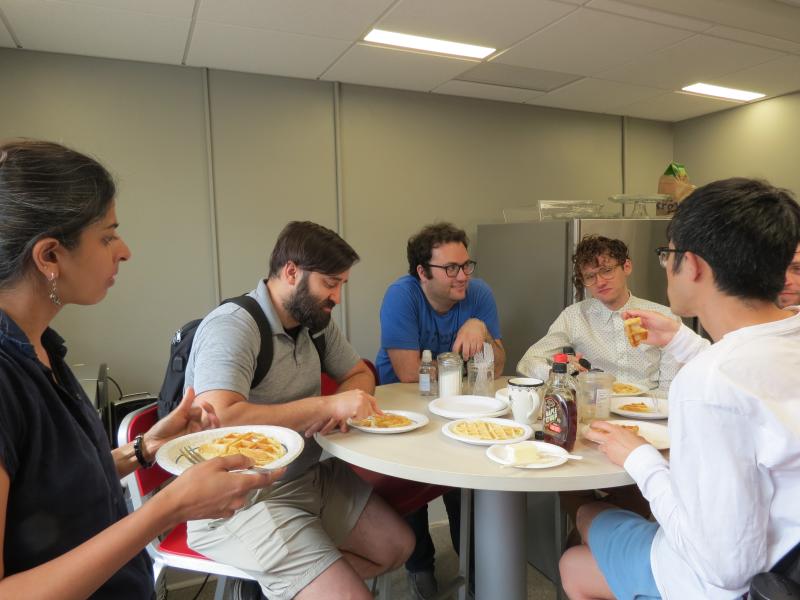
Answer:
[
  {"xmin": 407, "ymin": 222, "xmax": 469, "ymax": 279},
  {"xmin": 571, "ymin": 235, "xmax": 629, "ymax": 299}
]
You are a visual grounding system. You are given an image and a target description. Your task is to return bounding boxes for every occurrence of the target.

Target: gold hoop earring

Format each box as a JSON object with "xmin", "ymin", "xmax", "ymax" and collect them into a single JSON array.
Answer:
[{"xmin": 48, "ymin": 273, "xmax": 62, "ymax": 306}]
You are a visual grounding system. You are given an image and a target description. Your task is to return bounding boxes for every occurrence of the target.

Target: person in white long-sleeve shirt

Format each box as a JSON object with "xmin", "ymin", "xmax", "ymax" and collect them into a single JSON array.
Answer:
[
  {"xmin": 559, "ymin": 177, "xmax": 800, "ymax": 600},
  {"xmin": 516, "ymin": 235, "xmax": 680, "ymax": 391}
]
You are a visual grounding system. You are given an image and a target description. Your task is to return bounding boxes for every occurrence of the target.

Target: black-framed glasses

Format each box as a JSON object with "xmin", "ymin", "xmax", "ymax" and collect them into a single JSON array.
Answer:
[
  {"xmin": 580, "ymin": 264, "xmax": 620, "ymax": 286},
  {"xmin": 655, "ymin": 246, "xmax": 684, "ymax": 268},
  {"xmin": 427, "ymin": 260, "xmax": 477, "ymax": 278}
]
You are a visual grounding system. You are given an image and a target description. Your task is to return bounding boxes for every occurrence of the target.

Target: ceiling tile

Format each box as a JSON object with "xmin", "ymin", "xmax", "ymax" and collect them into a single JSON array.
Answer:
[
  {"xmin": 187, "ymin": 21, "xmax": 351, "ymax": 79},
  {"xmin": 618, "ymin": 90, "xmax": 740, "ymax": 122},
  {"xmin": 434, "ymin": 79, "xmax": 545, "ymax": 103},
  {"xmin": 0, "ymin": 0, "xmax": 190, "ymax": 63},
  {"xmin": 706, "ymin": 25, "xmax": 800, "ymax": 55},
  {"xmin": 44, "ymin": 0, "xmax": 196, "ymax": 18},
  {"xmin": 600, "ymin": 34, "xmax": 785, "ymax": 91},
  {"xmin": 457, "ymin": 62, "xmax": 581, "ymax": 91},
  {"xmin": 196, "ymin": 0, "xmax": 394, "ymax": 41},
  {"xmin": 495, "ymin": 8, "xmax": 693, "ymax": 76},
  {"xmin": 710, "ymin": 54, "xmax": 800, "ymax": 98},
  {"xmin": 586, "ymin": 0, "xmax": 712, "ymax": 32},
  {"xmin": 378, "ymin": 0, "xmax": 575, "ymax": 49},
  {"xmin": 322, "ymin": 43, "xmax": 476, "ymax": 92},
  {"xmin": 526, "ymin": 77, "xmax": 664, "ymax": 113}
]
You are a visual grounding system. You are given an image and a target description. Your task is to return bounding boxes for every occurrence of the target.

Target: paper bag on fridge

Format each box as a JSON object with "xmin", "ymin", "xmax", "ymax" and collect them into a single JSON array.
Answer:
[{"xmin": 657, "ymin": 162, "xmax": 696, "ymax": 216}]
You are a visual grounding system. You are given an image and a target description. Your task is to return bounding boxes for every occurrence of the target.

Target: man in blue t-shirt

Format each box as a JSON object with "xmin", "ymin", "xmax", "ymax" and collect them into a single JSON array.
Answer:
[{"xmin": 376, "ymin": 222, "xmax": 504, "ymax": 598}]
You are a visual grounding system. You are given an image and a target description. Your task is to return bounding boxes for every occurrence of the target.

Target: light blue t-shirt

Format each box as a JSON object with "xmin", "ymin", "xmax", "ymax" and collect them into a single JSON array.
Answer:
[{"xmin": 376, "ymin": 275, "xmax": 501, "ymax": 384}]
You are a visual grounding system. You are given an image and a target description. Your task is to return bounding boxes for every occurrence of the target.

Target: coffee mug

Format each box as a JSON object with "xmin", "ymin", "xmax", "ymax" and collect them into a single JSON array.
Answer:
[{"xmin": 507, "ymin": 377, "xmax": 544, "ymax": 427}]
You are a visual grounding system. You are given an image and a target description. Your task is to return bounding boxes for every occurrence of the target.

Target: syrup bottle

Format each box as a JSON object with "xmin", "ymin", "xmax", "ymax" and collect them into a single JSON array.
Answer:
[{"xmin": 542, "ymin": 361, "xmax": 578, "ymax": 451}]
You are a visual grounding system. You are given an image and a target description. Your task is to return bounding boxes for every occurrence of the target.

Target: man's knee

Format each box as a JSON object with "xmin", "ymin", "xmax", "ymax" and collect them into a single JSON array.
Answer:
[{"xmin": 575, "ymin": 501, "xmax": 614, "ymax": 543}]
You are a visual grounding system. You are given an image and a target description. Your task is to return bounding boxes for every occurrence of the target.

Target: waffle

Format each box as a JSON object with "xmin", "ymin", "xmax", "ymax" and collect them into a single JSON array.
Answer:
[
  {"xmin": 619, "ymin": 401, "xmax": 650, "ymax": 412},
  {"xmin": 613, "ymin": 382, "xmax": 641, "ymax": 395},
  {"xmin": 198, "ymin": 431, "xmax": 286, "ymax": 466},
  {"xmin": 452, "ymin": 420, "xmax": 524, "ymax": 441},
  {"xmin": 624, "ymin": 317, "xmax": 648, "ymax": 348},
  {"xmin": 353, "ymin": 413, "xmax": 413, "ymax": 428}
]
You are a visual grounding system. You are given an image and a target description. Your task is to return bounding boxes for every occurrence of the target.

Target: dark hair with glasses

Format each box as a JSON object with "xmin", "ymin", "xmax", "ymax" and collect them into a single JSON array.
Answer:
[
  {"xmin": 407, "ymin": 222, "xmax": 470, "ymax": 280},
  {"xmin": 571, "ymin": 235, "xmax": 630, "ymax": 298},
  {"xmin": 667, "ymin": 177, "xmax": 800, "ymax": 301},
  {"xmin": 268, "ymin": 221, "xmax": 359, "ymax": 278}
]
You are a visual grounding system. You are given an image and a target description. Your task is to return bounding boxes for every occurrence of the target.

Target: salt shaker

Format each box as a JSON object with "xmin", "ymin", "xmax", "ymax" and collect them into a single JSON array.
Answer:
[{"xmin": 437, "ymin": 352, "xmax": 463, "ymax": 397}]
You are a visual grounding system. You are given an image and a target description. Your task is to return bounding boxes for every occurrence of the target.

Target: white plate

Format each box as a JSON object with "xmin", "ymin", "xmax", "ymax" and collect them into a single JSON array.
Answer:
[
  {"xmin": 442, "ymin": 417, "xmax": 532, "ymax": 446},
  {"xmin": 495, "ymin": 387, "xmax": 509, "ymax": 405},
  {"xmin": 583, "ymin": 420, "xmax": 669, "ymax": 450},
  {"xmin": 156, "ymin": 425, "xmax": 304, "ymax": 476},
  {"xmin": 347, "ymin": 410, "xmax": 429, "ymax": 434},
  {"xmin": 486, "ymin": 441, "xmax": 569, "ymax": 469},
  {"xmin": 611, "ymin": 396, "xmax": 668, "ymax": 420},
  {"xmin": 429, "ymin": 395, "xmax": 509, "ymax": 420},
  {"xmin": 611, "ymin": 381, "xmax": 646, "ymax": 397}
]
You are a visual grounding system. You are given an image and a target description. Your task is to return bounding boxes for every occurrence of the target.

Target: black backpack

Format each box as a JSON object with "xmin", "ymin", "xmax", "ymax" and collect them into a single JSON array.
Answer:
[{"xmin": 156, "ymin": 295, "xmax": 326, "ymax": 419}]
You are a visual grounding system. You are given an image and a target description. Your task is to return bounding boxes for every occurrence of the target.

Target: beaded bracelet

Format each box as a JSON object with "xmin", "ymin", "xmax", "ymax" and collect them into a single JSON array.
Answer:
[{"xmin": 133, "ymin": 434, "xmax": 153, "ymax": 468}]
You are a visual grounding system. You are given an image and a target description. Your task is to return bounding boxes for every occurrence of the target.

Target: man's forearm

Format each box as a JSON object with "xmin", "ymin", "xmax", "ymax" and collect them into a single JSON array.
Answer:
[
  {"xmin": 211, "ymin": 395, "xmax": 328, "ymax": 432},
  {"xmin": 337, "ymin": 362, "xmax": 377, "ymax": 393}
]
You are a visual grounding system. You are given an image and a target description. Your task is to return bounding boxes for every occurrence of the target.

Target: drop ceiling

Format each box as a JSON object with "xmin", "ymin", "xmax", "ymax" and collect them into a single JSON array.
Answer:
[{"xmin": 1, "ymin": 0, "xmax": 799, "ymax": 122}]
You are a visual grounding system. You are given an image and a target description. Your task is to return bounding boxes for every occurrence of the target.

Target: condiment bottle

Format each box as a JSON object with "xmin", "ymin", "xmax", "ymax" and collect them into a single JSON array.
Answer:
[
  {"xmin": 542, "ymin": 361, "xmax": 578, "ymax": 451},
  {"xmin": 418, "ymin": 349, "xmax": 437, "ymax": 397}
]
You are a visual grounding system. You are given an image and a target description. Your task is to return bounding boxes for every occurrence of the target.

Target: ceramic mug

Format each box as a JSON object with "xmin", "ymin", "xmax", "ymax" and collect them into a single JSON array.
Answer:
[{"xmin": 507, "ymin": 377, "xmax": 544, "ymax": 427}]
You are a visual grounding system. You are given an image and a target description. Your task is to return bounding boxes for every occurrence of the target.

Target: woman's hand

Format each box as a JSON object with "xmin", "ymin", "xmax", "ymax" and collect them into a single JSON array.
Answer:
[
  {"xmin": 142, "ymin": 387, "xmax": 219, "ymax": 461},
  {"xmin": 584, "ymin": 420, "xmax": 648, "ymax": 466},
  {"xmin": 159, "ymin": 455, "xmax": 285, "ymax": 522},
  {"xmin": 622, "ymin": 309, "xmax": 681, "ymax": 348}
]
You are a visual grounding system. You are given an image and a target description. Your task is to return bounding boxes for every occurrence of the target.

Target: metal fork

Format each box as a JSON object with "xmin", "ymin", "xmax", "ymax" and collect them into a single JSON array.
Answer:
[{"xmin": 178, "ymin": 445, "xmax": 205, "ymax": 466}]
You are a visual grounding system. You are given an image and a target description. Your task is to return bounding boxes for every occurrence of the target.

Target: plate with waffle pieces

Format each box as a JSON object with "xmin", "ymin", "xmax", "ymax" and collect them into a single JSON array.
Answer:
[
  {"xmin": 348, "ymin": 410, "xmax": 429, "ymax": 434},
  {"xmin": 156, "ymin": 425, "xmax": 304, "ymax": 476},
  {"xmin": 442, "ymin": 417, "xmax": 532, "ymax": 446},
  {"xmin": 611, "ymin": 396, "xmax": 668, "ymax": 420}
]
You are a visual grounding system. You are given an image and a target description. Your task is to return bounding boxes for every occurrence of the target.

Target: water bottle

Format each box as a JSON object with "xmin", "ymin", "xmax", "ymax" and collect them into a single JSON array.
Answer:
[{"xmin": 419, "ymin": 349, "xmax": 437, "ymax": 397}]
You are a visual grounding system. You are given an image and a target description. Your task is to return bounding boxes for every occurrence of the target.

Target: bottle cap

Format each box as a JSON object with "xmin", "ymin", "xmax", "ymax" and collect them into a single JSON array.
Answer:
[
  {"xmin": 534, "ymin": 430, "xmax": 545, "ymax": 440},
  {"xmin": 422, "ymin": 349, "xmax": 432, "ymax": 362},
  {"xmin": 553, "ymin": 353, "xmax": 569, "ymax": 363},
  {"xmin": 578, "ymin": 357, "xmax": 592, "ymax": 370},
  {"xmin": 552, "ymin": 362, "xmax": 567, "ymax": 373},
  {"xmin": 563, "ymin": 346, "xmax": 576, "ymax": 355}
]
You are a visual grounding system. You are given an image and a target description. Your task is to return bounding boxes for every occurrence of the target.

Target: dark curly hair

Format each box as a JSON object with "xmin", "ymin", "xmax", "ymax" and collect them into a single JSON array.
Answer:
[
  {"xmin": 407, "ymin": 222, "xmax": 469, "ymax": 280},
  {"xmin": 571, "ymin": 235, "xmax": 629, "ymax": 299}
]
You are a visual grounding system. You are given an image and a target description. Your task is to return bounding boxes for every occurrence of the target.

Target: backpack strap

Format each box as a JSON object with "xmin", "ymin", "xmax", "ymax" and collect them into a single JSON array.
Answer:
[{"xmin": 224, "ymin": 295, "xmax": 273, "ymax": 388}]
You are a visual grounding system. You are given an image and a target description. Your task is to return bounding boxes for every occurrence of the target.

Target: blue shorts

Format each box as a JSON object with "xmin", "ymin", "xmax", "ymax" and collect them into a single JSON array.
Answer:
[{"xmin": 588, "ymin": 509, "xmax": 661, "ymax": 600}]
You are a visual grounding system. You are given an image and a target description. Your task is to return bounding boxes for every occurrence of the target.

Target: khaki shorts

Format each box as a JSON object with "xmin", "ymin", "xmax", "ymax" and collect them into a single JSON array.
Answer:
[{"xmin": 187, "ymin": 458, "xmax": 372, "ymax": 600}]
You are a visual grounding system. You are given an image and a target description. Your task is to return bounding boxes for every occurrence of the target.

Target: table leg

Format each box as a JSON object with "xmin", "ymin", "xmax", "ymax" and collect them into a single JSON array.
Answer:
[{"xmin": 474, "ymin": 490, "xmax": 526, "ymax": 600}]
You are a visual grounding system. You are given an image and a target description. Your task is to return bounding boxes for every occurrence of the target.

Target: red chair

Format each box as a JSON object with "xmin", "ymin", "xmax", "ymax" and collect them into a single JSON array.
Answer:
[{"xmin": 118, "ymin": 403, "xmax": 257, "ymax": 599}]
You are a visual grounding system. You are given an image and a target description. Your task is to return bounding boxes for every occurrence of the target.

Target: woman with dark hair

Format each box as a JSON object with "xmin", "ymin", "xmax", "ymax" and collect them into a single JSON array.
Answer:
[{"xmin": 0, "ymin": 139, "xmax": 279, "ymax": 599}]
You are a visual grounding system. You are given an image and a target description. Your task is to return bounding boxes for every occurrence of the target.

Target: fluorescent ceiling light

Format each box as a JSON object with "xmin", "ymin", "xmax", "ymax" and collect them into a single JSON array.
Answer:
[
  {"xmin": 681, "ymin": 83, "xmax": 765, "ymax": 102},
  {"xmin": 364, "ymin": 29, "xmax": 495, "ymax": 59}
]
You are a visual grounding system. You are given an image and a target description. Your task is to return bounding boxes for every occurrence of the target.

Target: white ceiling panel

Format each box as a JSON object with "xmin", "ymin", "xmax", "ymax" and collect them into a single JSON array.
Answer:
[
  {"xmin": 587, "ymin": 0, "xmax": 712, "ymax": 32},
  {"xmin": 615, "ymin": 0, "xmax": 800, "ymax": 44},
  {"xmin": 706, "ymin": 25, "xmax": 800, "ymax": 55},
  {"xmin": 378, "ymin": 0, "xmax": 575, "ymax": 49},
  {"xmin": 434, "ymin": 79, "xmax": 545, "ymax": 103},
  {"xmin": 0, "ymin": 0, "xmax": 190, "ymax": 64},
  {"xmin": 196, "ymin": 0, "xmax": 394, "ymax": 41},
  {"xmin": 711, "ymin": 54, "xmax": 800, "ymax": 98},
  {"xmin": 187, "ymin": 21, "xmax": 351, "ymax": 79},
  {"xmin": 527, "ymin": 77, "xmax": 664, "ymax": 113},
  {"xmin": 495, "ymin": 8, "xmax": 694, "ymax": 76},
  {"xmin": 619, "ymin": 91, "xmax": 739, "ymax": 122},
  {"xmin": 40, "ymin": 0, "xmax": 196, "ymax": 18},
  {"xmin": 457, "ymin": 62, "xmax": 581, "ymax": 92},
  {"xmin": 322, "ymin": 43, "xmax": 476, "ymax": 92},
  {"xmin": 600, "ymin": 34, "xmax": 785, "ymax": 91}
]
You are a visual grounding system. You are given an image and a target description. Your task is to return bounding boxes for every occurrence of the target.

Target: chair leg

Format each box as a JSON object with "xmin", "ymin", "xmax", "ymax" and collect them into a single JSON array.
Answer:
[{"xmin": 213, "ymin": 576, "xmax": 227, "ymax": 600}]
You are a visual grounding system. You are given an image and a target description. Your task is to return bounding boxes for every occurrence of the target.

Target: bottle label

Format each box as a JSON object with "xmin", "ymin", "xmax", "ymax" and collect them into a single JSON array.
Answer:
[{"xmin": 419, "ymin": 373, "xmax": 431, "ymax": 393}]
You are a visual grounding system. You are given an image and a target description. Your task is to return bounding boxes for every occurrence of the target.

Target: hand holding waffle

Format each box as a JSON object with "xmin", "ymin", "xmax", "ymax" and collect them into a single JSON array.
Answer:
[
  {"xmin": 584, "ymin": 420, "xmax": 648, "ymax": 466},
  {"xmin": 622, "ymin": 309, "xmax": 681, "ymax": 347},
  {"xmin": 312, "ymin": 389, "xmax": 383, "ymax": 436}
]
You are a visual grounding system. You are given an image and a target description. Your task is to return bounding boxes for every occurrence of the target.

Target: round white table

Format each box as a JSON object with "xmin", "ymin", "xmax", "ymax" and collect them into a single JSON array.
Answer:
[{"xmin": 317, "ymin": 381, "xmax": 666, "ymax": 600}]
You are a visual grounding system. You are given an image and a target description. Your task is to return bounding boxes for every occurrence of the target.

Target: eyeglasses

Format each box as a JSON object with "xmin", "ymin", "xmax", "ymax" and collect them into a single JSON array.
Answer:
[
  {"xmin": 580, "ymin": 264, "xmax": 620, "ymax": 286},
  {"xmin": 427, "ymin": 260, "xmax": 477, "ymax": 278},
  {"xmin": 655, "ymin": 247, "xmax": 684, "ymax": 268}
]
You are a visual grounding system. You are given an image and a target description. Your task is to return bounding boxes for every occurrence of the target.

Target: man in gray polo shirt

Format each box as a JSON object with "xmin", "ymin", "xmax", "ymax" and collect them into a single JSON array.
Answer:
[{"xmin": 185, "ymin": 221, "xmax": 413, "ymax": 600}]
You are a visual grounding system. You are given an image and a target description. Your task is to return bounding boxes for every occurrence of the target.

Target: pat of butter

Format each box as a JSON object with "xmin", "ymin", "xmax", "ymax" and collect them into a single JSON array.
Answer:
[{"xmin": 508, "ymin": 443, "xmax": 541, "ymax": 465}]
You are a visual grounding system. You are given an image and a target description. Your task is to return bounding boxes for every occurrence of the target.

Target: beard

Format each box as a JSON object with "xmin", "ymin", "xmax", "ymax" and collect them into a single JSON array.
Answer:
[{"xmin": 284, "ymin": 275, "xmax": 335, "ymax": 331}]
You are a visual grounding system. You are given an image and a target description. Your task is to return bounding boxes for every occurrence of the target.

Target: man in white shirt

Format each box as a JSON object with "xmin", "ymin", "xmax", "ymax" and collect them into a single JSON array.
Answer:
[
  {"xmin": 777, "ymin": 242, "xmax": 800, "ymax": 308},
  {"xmin": 560, "ymin": 177, "xmax": 800, "ymax": 600},
  {"xmin": 517, "ymin": 235, "xmax": 679, "ymax": 391}
]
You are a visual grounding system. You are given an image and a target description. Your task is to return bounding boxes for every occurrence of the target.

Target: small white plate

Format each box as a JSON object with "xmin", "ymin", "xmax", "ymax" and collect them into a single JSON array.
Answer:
[
  {"xmin": 611, "ymin": 381, "xmax": 646, "ymax": 397},
  {"xmin": 486, "ymin": 441, "xmax": 569, "ymax": 469},
  {"xmin": 347, "ymin": 410, "xmax": 429, "ymax": 434},
  {"xmin": 442, "ymin": 417, "xmax": 532, "ymax": 446},
  {"xmin": 611, "ymin": 396, "xmax": 668, "ymax": 420},
  {"xmin": 495, "ymin": 387, "xmax": 509, "ymax": 405},
  {"xmin": 429, "ymin": 395, "xmax": 509, "ymax": 420},
  {"xmin": 583, "ymin": 420, "xmax": 669, "ymax": 450},
  {"xmin": 156, "ymin": 425, "xmax": 304, "ymax": 476}
]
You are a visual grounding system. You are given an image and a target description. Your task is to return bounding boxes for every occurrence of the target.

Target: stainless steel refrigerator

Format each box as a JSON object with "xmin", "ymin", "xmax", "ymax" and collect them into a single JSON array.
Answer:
[{"xmin": 476, "ymin": 218, "xmax": 673, "ymax": 376}]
